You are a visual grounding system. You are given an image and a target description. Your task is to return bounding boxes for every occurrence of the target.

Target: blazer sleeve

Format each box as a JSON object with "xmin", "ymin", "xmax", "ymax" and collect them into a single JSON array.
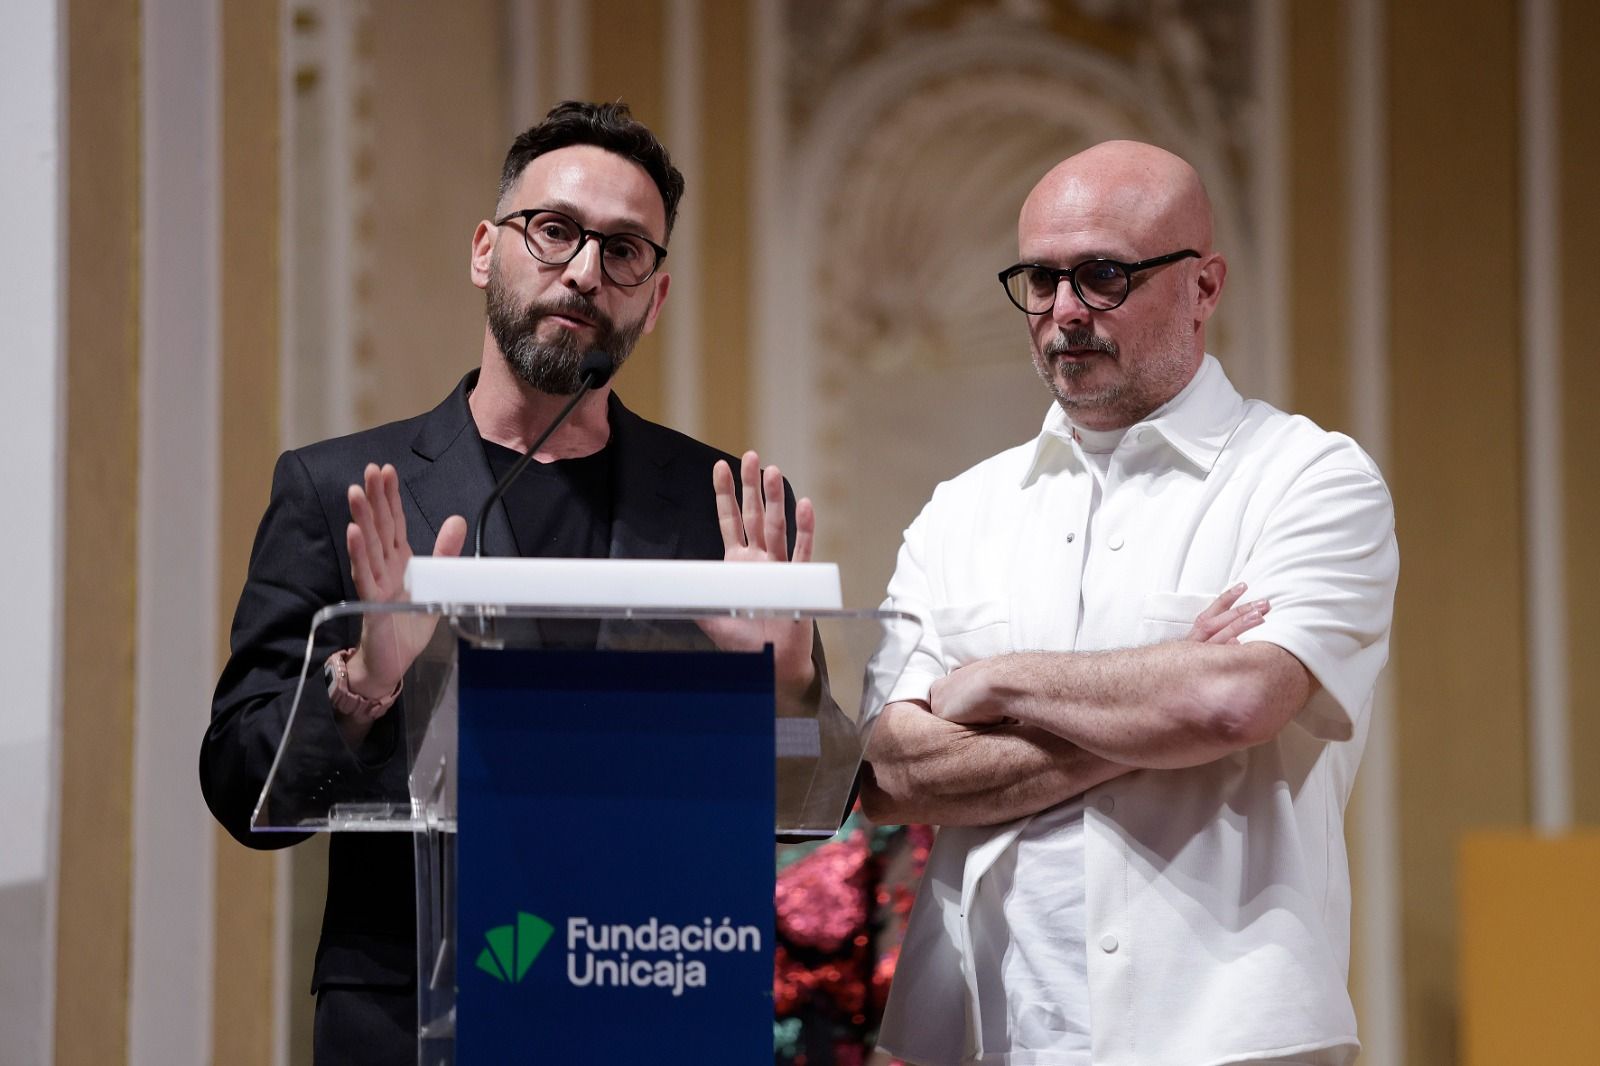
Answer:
[{"xmin": 200, "ymin": 450, "xmax": 396, "ymax": 847}]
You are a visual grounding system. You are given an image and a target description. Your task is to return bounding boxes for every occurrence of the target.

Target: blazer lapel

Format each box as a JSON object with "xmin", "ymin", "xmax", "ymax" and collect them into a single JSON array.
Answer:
[
  {"xmin": 606, "ymin": 392, "xmax": 685, "ymax": 560},
  {"xmin": 403, "ymin": 370, "xmax": 518, "ymax": 558}
]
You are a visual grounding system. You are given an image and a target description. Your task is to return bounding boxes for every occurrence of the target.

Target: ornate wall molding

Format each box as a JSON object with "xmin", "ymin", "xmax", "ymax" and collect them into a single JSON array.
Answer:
[{"xmin": 757, "ymin": 4, "xmax": 1279, "ymax": 606}]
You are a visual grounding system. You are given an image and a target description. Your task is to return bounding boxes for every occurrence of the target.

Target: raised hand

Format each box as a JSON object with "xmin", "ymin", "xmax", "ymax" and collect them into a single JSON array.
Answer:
[
  {"xmin": 701, "ymin": 451, "xmax": 817, "ymax": 696},
  {"xmin": 341, "ymin": 463, "xmax": 466, "ymax": 734},
  {"xmin": 1185, "ymin": 584, "xmax": 1269, "ymax": 644}
]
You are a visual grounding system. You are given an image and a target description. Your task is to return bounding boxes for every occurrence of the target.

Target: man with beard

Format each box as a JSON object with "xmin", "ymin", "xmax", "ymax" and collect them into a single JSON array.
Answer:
[
  {"xmin": 200, "ymin": 101, "xmax": 813, "ymax": 1063},
  {"xmin": 861, "ymin": 141, "xmax": 1398, "ymax": 1065}
]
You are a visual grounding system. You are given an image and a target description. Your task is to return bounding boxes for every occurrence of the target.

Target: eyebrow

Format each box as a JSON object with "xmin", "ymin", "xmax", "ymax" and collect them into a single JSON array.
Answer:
[{"xmin": 536, "ymin": 198, "xmax": 657, "ymax": 240}]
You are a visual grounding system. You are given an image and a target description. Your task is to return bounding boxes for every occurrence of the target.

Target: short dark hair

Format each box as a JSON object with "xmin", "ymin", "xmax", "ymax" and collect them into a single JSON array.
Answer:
[{"xmin": 498, "ymin": 100, "xmax": 686, "ymax": 241}]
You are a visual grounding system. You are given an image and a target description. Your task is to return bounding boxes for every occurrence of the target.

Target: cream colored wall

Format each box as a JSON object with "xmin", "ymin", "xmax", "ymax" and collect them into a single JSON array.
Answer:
[
  {"xmin": 38, "ymin": 2, "xmax": 1600, "ymax": 1065},
  {"xmin": 214, "ymin": 7, "xmax": 283, "ymax": 1065},
  {"xmin": 359, "ymin": 4, "xmax": 509, "ymax": 429},
  {"xmin": 57, "ymin": 1, "xmax": 141, "ymax": 1062},
  {"xmin": 1561, "ymin": 2, "xmax": 1600, "ymax": 830}
]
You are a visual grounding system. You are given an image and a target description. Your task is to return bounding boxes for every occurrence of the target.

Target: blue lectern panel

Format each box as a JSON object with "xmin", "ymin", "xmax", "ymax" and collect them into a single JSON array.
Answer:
[{"xmin": 456, "ymin": 645, "xmax": 776, "ymax": 1064}]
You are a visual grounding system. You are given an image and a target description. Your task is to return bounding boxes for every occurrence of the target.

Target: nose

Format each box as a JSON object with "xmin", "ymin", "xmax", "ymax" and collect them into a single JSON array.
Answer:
[
  {"xmin": 1050, "ymin": 275, "xmax": 1091, "ymax": 328},
  {"xmin": 561, "ymin": 235, "xmax": 604, "ymax": 295}
]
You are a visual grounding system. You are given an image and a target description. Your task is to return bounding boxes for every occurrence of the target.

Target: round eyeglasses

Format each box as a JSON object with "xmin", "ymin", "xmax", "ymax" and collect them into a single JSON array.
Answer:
[
  {"xmin": 998, "ymin": 249, "xmax": 1200, "ymax": 314},
  {"xmin": 494, "ymin": 208, "xmax": 668, "ymax": 287}
]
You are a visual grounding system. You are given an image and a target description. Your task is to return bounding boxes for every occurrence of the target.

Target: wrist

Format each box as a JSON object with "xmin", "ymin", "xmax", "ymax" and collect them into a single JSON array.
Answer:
[
  {"xmin": 343, "ymin": 649, "xmax": 392, "ymax": 700},
  {"xmin": 325, "ymin": 647, "xmax": 401, "ymax": 719}
]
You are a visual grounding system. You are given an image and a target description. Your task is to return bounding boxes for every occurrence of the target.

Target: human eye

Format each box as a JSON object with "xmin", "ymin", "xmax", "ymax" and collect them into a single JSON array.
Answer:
[
  {"xmin": 1023, "ymin": 266, "xmax": 1058, "ymax": 294},
  {"xmin": 1076, "ymin": 260, "xmax": 1127, "ymax": 297},
  {"xmin": 530, "ymin": 213, "xmax": 578, "ymax": 244},
  {"xmin": 604, "ymin": 236, "xmax": 647, "ymax": 263},
  {"xmin": 1080, "ymin": 261, "xmax": 1123, "ymax": 284}
]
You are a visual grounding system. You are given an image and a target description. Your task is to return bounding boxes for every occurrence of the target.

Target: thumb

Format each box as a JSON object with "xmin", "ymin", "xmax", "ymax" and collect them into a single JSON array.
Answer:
[{"xmin": 434, "ymin": 514, "xmax": 468, "ymax": 557}]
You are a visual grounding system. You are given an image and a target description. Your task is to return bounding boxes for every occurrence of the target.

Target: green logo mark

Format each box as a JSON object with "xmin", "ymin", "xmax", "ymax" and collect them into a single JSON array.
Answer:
[{"xmin": 476, "ymin": 911, "xmax": 555, "ymax": 983}]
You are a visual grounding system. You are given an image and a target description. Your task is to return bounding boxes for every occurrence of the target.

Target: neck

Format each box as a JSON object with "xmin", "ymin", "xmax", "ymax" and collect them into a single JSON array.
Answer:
[{"xmin": 470, "ymin": 338, "xmax": 613, "ymax": 459}]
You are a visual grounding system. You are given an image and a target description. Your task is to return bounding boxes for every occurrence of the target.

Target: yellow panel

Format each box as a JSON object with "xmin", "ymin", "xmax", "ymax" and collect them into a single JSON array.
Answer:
[
  {"xmin": 590, "ymin": 0, "xmax": 667, "ymax": 424},
  {"xmin": 1388, "ymin": 2, "xmax": 1528, "ymax": 1063},
  {"xmin": 1560, "ymin": 0, "xmax": 1600, "ymax": 826},
  {"xmin": 1460, "ymin": 832, "xmax": 1600, "ymax": 1063},
  {"xmin": 698, "ymin": 0, "xmax": 751, "ymax": 455},
  {"xmin": 214, "ymin": 4, "xmax": 283, "ymax": 1065},
  {"xmin": 57, "ymin": 1, "xmax": 141, "ymax": 1062}
]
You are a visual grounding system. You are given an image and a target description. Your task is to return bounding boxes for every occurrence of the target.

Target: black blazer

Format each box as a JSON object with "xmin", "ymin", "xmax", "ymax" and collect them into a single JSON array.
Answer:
[{"xmin": 200, "ymin": 371, "xmax": 789, "ymax": 991}]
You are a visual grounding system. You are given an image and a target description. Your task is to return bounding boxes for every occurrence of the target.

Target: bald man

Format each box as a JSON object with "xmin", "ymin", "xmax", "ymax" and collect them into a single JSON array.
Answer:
[{"xmin": 862, "ymin": 142, "xmax": 1398, "ymax": 1065}]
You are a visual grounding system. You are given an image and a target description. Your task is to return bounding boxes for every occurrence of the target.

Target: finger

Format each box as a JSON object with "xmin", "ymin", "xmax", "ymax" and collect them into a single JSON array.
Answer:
[
  {"xmin": 1210, "ymin": 605, "xmax": 1268, "ymax": 644},
  {"xmin": 348, "ymin": 482, "xmax": 387, "ymax": 583},
  {"xmin": 1197, "ymin": 583, "xmax": 1248, "ymax": 623},
  {"xmin": 1191, "ymin": 603, "xmax": 1251, "ymax": 641},
  {"xmin": 763, "ymin": 465, "xmax": 787, "ymax": 562},
  {"xmin": 740, "ymin": 451, "xmax": 765, "ymax": 553},
  {"xmin": 368, "ymin": 464, "xmax": 396, "ymax": 547},
  {"xmin": 711, "ymin": 460, "xmax": 744, "ymax": 549},
  {"xmin": 792, "ymin": 497, "xmax": 815, "ymax": 563},
  {"xmin": 346, "ymin": 521, "xmax": 377, "ymax": 598},
  {"xmin": 435, "ymin": 514, "xmax": 467, "ymax": 558},
  {"xmin": 382, "ymin": 464, "xmax": 408, "ymax": 553},
  {"xmin": 361, "ymin": 464, "xmax": 393, "ymax": 571}
]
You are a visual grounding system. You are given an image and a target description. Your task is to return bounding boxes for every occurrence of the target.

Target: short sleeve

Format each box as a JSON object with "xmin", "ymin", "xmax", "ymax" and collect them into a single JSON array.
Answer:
[
  {"xmin": 1235, "ymin": 459, "xmax": 1398, "ymax": 741},
  {"xmin": 876, "ymin": 502, "xmax": 948, "ymax": 709}
]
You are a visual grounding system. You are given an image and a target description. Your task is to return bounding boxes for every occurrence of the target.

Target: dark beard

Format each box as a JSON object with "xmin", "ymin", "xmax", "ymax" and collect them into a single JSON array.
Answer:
[{"xmin": 485, "ymin": 273, "xmax": 647, "ymax": 395}]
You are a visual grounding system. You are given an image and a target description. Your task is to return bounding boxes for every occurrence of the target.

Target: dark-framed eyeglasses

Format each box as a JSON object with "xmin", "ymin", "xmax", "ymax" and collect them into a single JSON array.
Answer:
[
  {"xmin": 494, "ymin": 207, "xmax": 668, "ymax": 287},
  {"xmin": 998, "ymin": 249, "xmax": 1200, "ymax": 314}
]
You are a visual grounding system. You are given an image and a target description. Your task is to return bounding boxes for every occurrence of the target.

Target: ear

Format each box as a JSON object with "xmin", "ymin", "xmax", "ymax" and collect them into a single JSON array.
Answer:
[
  {"xmin": 469, "ymin": 220, "xmax": 496, "ymax": 290},
  {"xmin": 639, "ymin": 271, "xmax": 671, "ymax": 335},
  {"xmin": 1192, "ymin": 252, "xmax": 1227, "ymax": 327}
]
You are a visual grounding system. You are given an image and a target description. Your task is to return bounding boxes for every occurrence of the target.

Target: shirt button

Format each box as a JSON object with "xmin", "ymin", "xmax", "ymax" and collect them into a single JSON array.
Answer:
[
  {"xmin": 1100, "ymin": 934, "xmax": 1119, "ymax": 953},
  {"xmin": 1065, "ymin": 532, "xmax": 1076, "ymax": 543},
  {"xmin": 1108, "ymin": 534, "xmax": 1125, "ymax": 551},
  {"xmin": 1135, "ymin": 429, "xmax": 1148, "ymax": 444},
  {"xmin": 1098, "ymin": 796, "xmax": 1115, "ymax": 814}
]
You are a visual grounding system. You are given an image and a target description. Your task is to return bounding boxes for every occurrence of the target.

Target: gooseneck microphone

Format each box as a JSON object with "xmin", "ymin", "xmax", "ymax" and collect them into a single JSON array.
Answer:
[{"xmin": 472, "ymin": 350, "xmax": 615, "ymax": 557}]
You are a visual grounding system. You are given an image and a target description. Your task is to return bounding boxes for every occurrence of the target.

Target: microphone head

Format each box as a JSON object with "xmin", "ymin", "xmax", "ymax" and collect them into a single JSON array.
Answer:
[{"xmin": 578, "ymin": 350, "xmax": 614, "ymax": 389}]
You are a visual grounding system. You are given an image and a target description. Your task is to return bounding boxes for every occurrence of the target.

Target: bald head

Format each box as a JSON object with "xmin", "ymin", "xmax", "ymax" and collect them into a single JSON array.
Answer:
[
  {"xmin": 1012, "ymin": 140, "xmax": 1227, "ymax": 431},
  {"xmin": 1021, "ymin": 140, "xmax": 1214, "ymax": 255}
]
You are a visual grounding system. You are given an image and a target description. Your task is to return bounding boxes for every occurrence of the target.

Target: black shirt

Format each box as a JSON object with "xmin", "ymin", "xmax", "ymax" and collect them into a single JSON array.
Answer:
[
  {"xmin": 481, "ymin": 436, "xmax": 616, "ymax": 648},
  {"xmin": 480, "ymin": 437, "xmax": 615, "ymax": 559}
]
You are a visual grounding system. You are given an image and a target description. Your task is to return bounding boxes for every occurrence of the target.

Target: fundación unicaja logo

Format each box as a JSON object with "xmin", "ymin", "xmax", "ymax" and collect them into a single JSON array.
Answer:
[
  {"xmin": 475, "ymin": 911, "xmax": 762, "ymax": 994},
  {"xmin": 476, "ymin": 912, "xmax": 554, "ymax": 983}
]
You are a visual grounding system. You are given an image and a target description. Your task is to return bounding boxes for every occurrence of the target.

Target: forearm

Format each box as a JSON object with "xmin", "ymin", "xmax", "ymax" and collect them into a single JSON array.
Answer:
[
  {"xmin": 965, "ymin": 641, "xmax": 1311, "ymax": 769},
  {"xmin": 201, "ymin": 682, "xmax": 316, "ymax": 849},
  {"xmin": 861, "ymin": 700, "xmax": 1132, "ymax": 827}
]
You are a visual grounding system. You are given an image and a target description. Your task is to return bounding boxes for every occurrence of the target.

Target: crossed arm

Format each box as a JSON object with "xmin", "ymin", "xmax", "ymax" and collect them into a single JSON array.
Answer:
[{"xmin": 861, "ymin": 588, "xmax": 1314, "ymax": 826}]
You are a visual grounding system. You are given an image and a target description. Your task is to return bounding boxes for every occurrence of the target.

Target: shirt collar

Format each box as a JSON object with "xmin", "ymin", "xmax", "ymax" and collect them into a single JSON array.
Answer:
[{"xmin": 1019, "ymin": 354, "xmax": 1245, "ymax": 487}]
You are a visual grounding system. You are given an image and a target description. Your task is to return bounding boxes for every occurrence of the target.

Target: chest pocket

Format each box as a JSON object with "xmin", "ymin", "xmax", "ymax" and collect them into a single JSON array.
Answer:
[
  {"xmin": 931, "ymin": 600, "xmax": 1011, "ymax": 668},
  {"xmin": 1136, "ymin": 591, "xmax": 1214, "ymax": 645}
]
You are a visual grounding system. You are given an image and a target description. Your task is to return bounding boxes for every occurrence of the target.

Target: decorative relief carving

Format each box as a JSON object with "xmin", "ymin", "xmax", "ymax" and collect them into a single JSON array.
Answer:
[
  {"xmin": 770, "ymin": 1, "xmax": 1270, "ymax": 604},
  {"xmin": 786, "ymin": 0, "xmax": 1258, "ymax": 210}
]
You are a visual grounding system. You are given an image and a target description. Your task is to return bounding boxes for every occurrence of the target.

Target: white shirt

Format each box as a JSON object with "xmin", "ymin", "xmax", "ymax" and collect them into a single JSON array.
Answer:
[
  {"xmin": 872, "ymin": 356, "xmax": 1398, "ymax": 1066},
  {"xmin": 967, "ymin": 418, "xmax": 1126, "ymax": 1065}
]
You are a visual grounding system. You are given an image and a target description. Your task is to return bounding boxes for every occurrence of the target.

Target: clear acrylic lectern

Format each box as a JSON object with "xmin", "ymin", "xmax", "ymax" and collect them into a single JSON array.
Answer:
[{"xmin": 252, "ymin": 592, "xmax": 920, "ymax": 1065}]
